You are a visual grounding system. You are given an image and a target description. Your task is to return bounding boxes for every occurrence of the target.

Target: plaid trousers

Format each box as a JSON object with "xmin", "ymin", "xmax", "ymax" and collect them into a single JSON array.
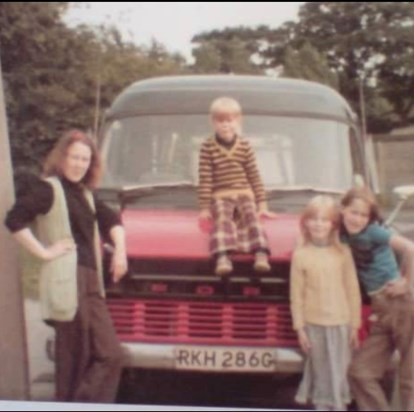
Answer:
[{"xmin": 209, "ymin": 196, "xmax": 270, "ymax": 256}]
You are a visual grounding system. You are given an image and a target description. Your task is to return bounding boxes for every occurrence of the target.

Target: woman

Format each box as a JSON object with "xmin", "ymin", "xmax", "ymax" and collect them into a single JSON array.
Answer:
[{"xmin": 5, "ymin": 129, "xmax": 128, "ymax": 403}]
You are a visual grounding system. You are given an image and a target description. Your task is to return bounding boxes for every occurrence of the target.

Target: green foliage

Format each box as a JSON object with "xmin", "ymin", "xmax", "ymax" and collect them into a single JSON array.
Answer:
[
  {"xmin": 190, "ymin": 3, "xmax": 414, "ymax": 133},
  {"xmin": 2, "ymin": 1, "xmax": 414, "ymax": 161},
  {"xmin": 282, "ymin": 42, "xmax": 339, "ymax": 90},
  {"xmin": 192, "ymin": 42, "xmax": 221, "ymax": 73},
  {"xmin": 191, "ymin": 27, "xmax": 262, "ymax": 74},
  {"xmin": 0, "ymin": 3, "xmax": 187, "ymax": 173},
  {"xmin": 290, "ymin": 2, "xmax": 414, "ymax": 131}
]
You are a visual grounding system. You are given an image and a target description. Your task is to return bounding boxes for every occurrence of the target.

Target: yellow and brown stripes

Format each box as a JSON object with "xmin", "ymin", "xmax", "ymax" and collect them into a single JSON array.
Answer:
[{"xmin": 198, "ymin": 137, "xmax": 266, "ymax": 210}]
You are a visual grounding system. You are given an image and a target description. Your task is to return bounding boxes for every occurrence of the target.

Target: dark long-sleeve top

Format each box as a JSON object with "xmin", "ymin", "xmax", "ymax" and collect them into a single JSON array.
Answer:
[{"xmin": 4, "ymin": 174, "xmax": 122, "ymax": 270}]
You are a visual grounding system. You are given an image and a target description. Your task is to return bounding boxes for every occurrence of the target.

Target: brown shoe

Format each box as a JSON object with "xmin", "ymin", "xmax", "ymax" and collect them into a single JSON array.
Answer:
[
  {"xmin": 254, "ymin": 252, "xmax": 271, "ymax": 272},
  {"xmin": 215, "ymin": 255, "xmax": 233, "ymax": 276}
]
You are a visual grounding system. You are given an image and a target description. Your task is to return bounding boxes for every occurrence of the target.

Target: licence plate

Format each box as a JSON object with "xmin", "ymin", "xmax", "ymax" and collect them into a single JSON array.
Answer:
[{"xmin": 174, "ymin": 346, "xmax": 276, "ymax": 372}]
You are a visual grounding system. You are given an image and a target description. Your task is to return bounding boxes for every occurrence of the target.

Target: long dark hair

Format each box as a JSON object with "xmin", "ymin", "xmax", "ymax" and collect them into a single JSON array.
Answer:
[{"xmin": 341, "ymin": 187, "xmax": 382, "ymax": 224}]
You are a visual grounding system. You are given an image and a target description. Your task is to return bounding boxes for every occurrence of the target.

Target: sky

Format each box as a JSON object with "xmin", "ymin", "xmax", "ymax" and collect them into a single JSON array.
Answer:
[{"xmin": 63, "ymin": 2, "xmax": 304, "ymax": 62}]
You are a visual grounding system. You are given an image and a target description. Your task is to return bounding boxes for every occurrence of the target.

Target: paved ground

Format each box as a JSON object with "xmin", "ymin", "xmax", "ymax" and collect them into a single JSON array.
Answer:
[{"xmin": 23, "ymin": 299, "xmax": 55, "ymax": 401}]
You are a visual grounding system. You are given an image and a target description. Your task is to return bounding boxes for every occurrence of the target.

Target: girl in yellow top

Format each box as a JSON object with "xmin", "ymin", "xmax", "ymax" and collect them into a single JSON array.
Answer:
[{"xmin": 290, "ymin": 195, "xmax": 362, "ymax": 411}]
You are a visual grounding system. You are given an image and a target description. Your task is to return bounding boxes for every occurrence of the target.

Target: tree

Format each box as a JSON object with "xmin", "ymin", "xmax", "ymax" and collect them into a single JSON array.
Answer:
[
  {"xmin": 91, "ymin": 30, "xmax": 187, "ymax": 113},
  {"xmin": 191, "ymin": 3, "xmax": 414, "ymax": 132},
  {"xmin": 263, "ymin": 2, "xmax": 414, "ymax": 132},
  {"xmin": 0, "ymin": 3, "xmax": 187, "ymax": 173},
  {"xmin": 0, "ymin": 2, "xmax": 73, "ymax": 171},
  {"xmin": 282, "ymin": 42, "xmax": 339, "ymax": 90},
  {"xmin": 192, "ymin": 41, "xmax": 221, "ymax": 73},
  {"xmin": 192, "ymin": 27, "xmax": 263, "ymax": 74}
]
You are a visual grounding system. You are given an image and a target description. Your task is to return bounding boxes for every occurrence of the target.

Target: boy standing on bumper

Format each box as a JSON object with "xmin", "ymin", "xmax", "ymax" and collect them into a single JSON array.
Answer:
[{"xmin": 198, "ymin": 97, "xmax": 274, "ymax": 276}]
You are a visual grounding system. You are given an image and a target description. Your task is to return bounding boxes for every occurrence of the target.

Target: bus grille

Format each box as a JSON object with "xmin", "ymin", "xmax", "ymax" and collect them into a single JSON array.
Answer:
[{"xmin": 107, "ymin": 299, "xmax": 298, "ymax": 347}]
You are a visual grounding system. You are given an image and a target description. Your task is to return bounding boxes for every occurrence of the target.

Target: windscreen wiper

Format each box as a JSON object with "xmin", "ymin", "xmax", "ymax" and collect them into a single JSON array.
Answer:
[
  {"xmin": 266, "ymin": 186, "xmax": 343, "ymax": 200},
  {"xmin": 117, "ymin": 181, "xmax": 196, "ymax": 208}
]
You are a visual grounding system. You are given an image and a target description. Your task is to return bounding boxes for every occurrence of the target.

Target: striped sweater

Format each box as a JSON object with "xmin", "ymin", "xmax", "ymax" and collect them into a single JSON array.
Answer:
[{"xmin": 198, "ymin": 136, "xmax": 266, "ymax": 210}]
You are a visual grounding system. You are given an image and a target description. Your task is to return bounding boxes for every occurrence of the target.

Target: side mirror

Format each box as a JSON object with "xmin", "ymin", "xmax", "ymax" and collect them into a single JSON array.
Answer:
[
  {"xmin": 384, "ymin": 185, "xmax": 414, "ymax": 227},
  {"xmin": 393, "ymin": 185, "xmax": 414, "ymax": 201}
]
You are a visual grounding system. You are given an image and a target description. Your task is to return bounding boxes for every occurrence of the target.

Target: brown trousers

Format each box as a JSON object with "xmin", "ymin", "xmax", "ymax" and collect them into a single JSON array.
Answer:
[
  {"xmin": 349, "ymin": 289, "xmax": 414, "ymax": 411},
  {"xmin": 50, "ymin": 266, "xmax": 124, "ymax": 403}
]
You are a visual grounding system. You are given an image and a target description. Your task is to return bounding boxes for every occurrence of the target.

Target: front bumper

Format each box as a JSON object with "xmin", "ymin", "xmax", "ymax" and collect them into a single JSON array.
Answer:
[{"xmin": 120, "ymin": 342, "xmax": 304, "ymax": 374}]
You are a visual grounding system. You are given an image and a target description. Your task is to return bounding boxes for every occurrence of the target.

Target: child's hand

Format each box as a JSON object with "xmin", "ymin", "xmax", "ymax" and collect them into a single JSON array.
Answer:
[
  {"xmin": 385, "ymin": 277, "xmax": 409, "ymax": 297},
  {"xmin": 199, "ymin": 209, "xmax": 212, "ymax": 221},
  {"xmin": 298, "ymin": 329, "xmax": 311, "ymax": 354},
  {"xmin": 350, "ymin": 328, "xmax": 360, "ymax": 350},
  {"xmin": 258, "ymin": 209, "xmax": 278, "ymax": 219},
  {"xmin": 257, "ymin": 202, "xmax": 277, "ymax": 219}
]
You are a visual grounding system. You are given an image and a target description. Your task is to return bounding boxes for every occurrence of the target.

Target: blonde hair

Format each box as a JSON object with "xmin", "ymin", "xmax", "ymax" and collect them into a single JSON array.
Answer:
[
  {"xmin": 210, "ymin": 97, "xmax": 242, "ymax": 118},
  {"xmin": 43, "ymin": 129, "xmax": 102, "ymax": 189},
  {"xmin": 299, "ymin": 195, "xmax": 343, "ymax": 250}
]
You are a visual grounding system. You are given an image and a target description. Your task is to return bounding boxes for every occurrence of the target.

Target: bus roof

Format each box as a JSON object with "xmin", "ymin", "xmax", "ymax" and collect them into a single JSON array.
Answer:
[{"xmin": 106, "ymin": 75, "xmax": 357, "ymax": 124}]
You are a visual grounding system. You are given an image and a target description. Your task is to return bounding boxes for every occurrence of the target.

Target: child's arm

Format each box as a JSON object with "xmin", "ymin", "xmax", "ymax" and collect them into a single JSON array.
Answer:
[
  {"xmin": 198, "ymin": 141, "xmax": 213, "ymax": 219},
  {"xmin": 387, "ymin": 234, "xmax": 414, "ymax": 297},
  {"xmin": 343, "ymin": 246, "xmax": 362, "ymax": 348},
  {"xmin": 297, "ymin": 329, "xmax": 312, "ymax": 354},
  {"xmin": 290, "ymin": 251, "xmax": 311, "ymax": 353}
]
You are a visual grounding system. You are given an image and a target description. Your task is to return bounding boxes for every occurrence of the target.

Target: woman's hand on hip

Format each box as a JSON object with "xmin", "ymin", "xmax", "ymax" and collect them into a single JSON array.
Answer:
[
  {"xmin": 111, "ymin": 249, "xmax": 128, "ymax": 283},
  {"xmin": 43, "ymin": 238, "xmax": 76, "ymax": 261},
  {"xmin": 12, "ymin": 229, "xmax": 75, "ymax": 262}
]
